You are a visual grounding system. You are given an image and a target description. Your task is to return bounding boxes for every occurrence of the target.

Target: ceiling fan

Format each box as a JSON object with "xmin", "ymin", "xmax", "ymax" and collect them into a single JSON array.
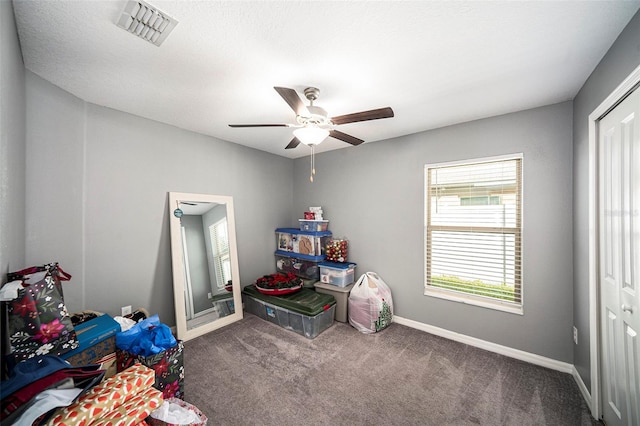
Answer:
[{"xmin": 228, "ymin": 87, "xmax": 394, "ymax": 150}]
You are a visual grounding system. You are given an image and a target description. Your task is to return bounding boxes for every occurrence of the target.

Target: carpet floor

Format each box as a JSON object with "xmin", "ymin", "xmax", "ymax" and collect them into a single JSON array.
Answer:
[{"xmin": 183, "ymin": 314, "xmax": 600, "ymax": 426}]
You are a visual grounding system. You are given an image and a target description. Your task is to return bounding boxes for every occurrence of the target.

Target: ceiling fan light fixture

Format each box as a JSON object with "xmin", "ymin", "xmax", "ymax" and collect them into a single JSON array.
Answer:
[{"xmin": 293, "ymin": 126, "xmax": 329, "ymax": 145}]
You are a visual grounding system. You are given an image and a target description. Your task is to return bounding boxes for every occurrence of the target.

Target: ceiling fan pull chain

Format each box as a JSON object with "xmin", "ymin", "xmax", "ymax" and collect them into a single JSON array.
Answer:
[{"xmin": 310, "ymin": 145, "xmax": 315, "ymax": 182}]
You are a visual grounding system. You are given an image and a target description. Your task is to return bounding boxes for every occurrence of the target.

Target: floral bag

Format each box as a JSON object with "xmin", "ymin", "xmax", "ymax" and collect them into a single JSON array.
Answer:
[
  {"xmin": 6, "ymin": 263, "xmax": 79, "ymax": 361},
  {"xmin": 116, "ymin": 341, "xmax": 185, "ymax": 400}
]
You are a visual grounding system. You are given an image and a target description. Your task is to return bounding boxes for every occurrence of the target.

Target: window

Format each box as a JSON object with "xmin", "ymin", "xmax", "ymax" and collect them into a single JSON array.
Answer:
[
  {"xmin": 209, "ymin": 218, "xmax": 231, "ymax": 289},
  {"xmin": 424, "ymin": 155, "xmax": 522, "ymax": 313}
]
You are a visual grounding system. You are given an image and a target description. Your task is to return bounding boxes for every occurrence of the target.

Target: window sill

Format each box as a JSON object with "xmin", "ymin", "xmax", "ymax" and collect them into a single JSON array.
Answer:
[{"xmin": 425, "ymin": 287, "xmax": 523, "ymax": 315}]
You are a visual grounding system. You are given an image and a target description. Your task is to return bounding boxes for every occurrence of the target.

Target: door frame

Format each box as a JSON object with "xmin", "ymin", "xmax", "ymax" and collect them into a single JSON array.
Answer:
[{"xmin": 588, "ymin": 63, "xmax": 640, "ymax": 420}]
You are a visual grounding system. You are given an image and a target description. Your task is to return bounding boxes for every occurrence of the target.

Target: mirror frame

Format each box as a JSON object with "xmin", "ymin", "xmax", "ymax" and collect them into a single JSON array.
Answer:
[{"xmin": 168, "ymin": 192, "xmax": 243, "ymax": 341}]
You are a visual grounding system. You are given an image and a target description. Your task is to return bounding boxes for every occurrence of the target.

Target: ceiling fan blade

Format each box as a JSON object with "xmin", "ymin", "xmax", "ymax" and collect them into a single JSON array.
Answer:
[
  {"xmin": 285, "ymin": 137, "xmax": 301, "ymax": 149},
  {"xmin": 331, "ymin": 107, "xmax": 394, "ymax": 125},
  {"xmin": 228, "ymin": 124, "xmax": 292, "ymax": 128},
  {"xmin": 274, "ymin": 87, "xmax": 309, "ymax": 116},
  {"xmin": 329, "ymin": 129, "xmax": 364, "ymax": 146}
]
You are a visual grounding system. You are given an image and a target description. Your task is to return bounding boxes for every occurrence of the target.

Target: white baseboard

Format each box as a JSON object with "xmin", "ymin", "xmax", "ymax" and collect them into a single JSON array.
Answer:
[
  {"xmin": 572, "ymin": 365, "xmax": 593, "ymax": 412},
  {"xmin": 393, "ymin": 316, "xmax": 574, "ymax": 374}
]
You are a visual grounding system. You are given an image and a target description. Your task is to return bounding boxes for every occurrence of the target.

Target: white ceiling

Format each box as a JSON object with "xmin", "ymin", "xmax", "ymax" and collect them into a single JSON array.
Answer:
[
  {"xmin": 12, "ymin": 0, "xmax": 640, "ymax": 159},
  {"xmin": 178, "ymin": 201, "xmax": 218, "ymax": 215}
]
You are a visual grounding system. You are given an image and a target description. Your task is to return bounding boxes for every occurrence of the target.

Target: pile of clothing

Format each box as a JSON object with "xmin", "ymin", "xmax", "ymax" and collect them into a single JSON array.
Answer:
[
  {"xmin": 1, "ymin": 263, "xmax": 182, "ymax": 424},
  {"xmin": 1, "ymin": 355, "xmax": 162, "ymax": 425}
]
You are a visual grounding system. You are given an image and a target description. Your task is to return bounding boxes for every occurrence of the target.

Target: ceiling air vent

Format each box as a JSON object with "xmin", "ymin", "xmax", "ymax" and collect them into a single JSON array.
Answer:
[{"xmin": 116, "ymin": 0, "xmax": 178, "ymax": 46}]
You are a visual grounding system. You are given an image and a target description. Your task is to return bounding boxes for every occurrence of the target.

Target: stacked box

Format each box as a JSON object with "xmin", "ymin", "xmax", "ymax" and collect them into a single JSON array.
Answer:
[
  {"xmin": 314, "ymin": 282, "xmax": 355, "ymax": 323},
  {"xmin": 299, "ymin": 219, "xmax": 329, "ymax": 232},
  {"xmin": 319, "ymin": 261, "xmax": 357, "ymax": 287},
  {"xmin": 242, "ymin": 286, "xmax": 335, "ymax": 339},
  {"xmin": 276, "ymin": 228, "xmax": 332, "ymax": 257},
  {"xmin": 275, "ymin": 250, "xmax": 324, "ymax": 281},
  {"xmin": 62, "ymin": 314, "xmax": 120, "ymax": 366}
]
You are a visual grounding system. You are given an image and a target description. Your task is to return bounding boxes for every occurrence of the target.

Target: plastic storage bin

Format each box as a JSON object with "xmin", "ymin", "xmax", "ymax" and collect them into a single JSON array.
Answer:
[
  {"xmin": 319, "ymin": 261, "xmax": 357, "ymax": 287},
  {"xmin": 275, "ymin": 250, "xmax": 324, "ymax": 281},
  {"xmin": 314, "ymin": 282, "xmax": 355, "ymax": 323},
  {"xmin": 211, "ymin": 293, "xmax": 235, "ymax": 317},
  {"xmin": 299, "ymin": 219, "xmax": 329, "ymax": 232},
  {"xmin": 242, "ymin": 286, "xmax": 335, "ymax": 339},
  {"xmin": 276, "ymin": 228, "xmax": 332, "ymax": 256}
]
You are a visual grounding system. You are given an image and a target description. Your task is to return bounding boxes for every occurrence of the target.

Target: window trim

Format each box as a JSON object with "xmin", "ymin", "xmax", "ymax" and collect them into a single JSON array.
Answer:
[
  {"xmin": 209, "ymin": 217, "xmax": 231, "ymax": 290},
  {"xmin": 423, "ymin": 153, "xmax": 524, "ymax": 315}
]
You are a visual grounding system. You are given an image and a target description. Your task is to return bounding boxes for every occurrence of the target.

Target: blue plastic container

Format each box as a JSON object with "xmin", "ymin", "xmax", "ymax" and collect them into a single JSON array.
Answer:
[
  {"xmin": 275, "ymin": 228, "xmax": 332, "ymax": 256},
  {"xmin": 319, "ymin": 261, "xmax": 357, "ymax": 287},
  {"xmin": 275, "ymin": 250, "xmax": 325, "ymax": 280}
]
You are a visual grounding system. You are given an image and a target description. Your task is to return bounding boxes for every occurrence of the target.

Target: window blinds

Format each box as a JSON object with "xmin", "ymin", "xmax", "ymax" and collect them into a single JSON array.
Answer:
[
  {"xmin": 425, "ymin": 157, "xmax": 522, "ymax": 305},
  {"xmin": 210, "ymin": 219, "xmax": 230, "ymax": 289}
]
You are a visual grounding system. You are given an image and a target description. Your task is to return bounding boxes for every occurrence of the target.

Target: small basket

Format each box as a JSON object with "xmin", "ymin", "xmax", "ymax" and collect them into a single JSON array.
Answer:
[{"xmin": 148, "ymin": 398, "xmax": 208, "ymax": 426}]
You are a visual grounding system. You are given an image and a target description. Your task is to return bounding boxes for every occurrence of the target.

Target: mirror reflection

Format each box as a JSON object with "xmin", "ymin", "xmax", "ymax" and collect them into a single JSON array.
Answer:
[
  {"xmin": 179, "ymin": 202, "xmax": 234, "ymax": 329},
  {"xmin": 169, "ymin": 192, "xmax": 243, "ymax": 341}
]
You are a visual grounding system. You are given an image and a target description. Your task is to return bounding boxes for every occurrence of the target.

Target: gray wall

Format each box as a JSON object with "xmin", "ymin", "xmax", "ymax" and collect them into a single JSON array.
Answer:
[
  {"xmin": 6, "ymin": 0, "xmax": 639, "ymax": 376},
  {"xmin": 0, "ymin": 0, "xmax": 26, "ymax": 278},
  {"xmin": 293, "ymin": 102, "xmax": 574, "ymax": 362},
  {"xmin": 24, "ymin": 71, "xmax": 293, "ymax": 326},
  {"xmin": 572, "ymin": 11, "xmax": 640, "ymax": 392},
  {"xmin": 1, "ymin": 0, "xmax": 26, "ymax": 365}
]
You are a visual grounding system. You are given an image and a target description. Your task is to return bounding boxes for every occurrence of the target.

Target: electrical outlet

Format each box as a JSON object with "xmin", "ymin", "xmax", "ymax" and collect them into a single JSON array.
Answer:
[
  {"xmin": 573, "ymin": 326, "xmax": 578, "ymax": 345},
  {"xmin": 208, "ymin": 292, "xmax": 212, "ymax": 299},
  {"xmin": 121, "ymin": 305, "xmax": 132, "ymax": 316}
]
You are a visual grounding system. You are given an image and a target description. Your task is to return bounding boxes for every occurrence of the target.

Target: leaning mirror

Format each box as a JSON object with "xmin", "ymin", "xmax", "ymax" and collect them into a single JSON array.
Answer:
[{"xmin": 168, "ymin": 192, "xmax": 243, "ymax": 341}]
